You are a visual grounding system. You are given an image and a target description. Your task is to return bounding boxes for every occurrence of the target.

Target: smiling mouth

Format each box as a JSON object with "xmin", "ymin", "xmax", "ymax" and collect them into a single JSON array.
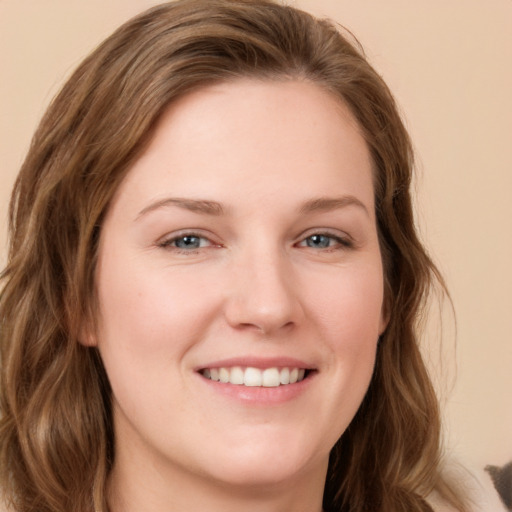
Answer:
[{"xmin": 199, "ymin": 366, "xmax": 312, "ymax": 387}]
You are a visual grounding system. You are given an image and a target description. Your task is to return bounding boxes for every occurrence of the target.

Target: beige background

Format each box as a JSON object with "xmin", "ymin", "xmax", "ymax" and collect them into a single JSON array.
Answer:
[{"xmin": 1, "ymin": 0, "xmax": 511, "ymax": 473}]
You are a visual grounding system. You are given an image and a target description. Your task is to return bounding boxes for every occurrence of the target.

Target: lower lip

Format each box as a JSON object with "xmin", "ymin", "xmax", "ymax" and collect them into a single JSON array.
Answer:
[{"xmin": 197, "ymin": 372, "xmax": 315, "ymax": 405}]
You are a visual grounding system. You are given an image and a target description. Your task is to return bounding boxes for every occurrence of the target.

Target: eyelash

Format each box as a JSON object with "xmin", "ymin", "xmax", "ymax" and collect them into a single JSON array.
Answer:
[
  {"xmin": 157, "ymin": 230, "xmax": 353, "ymax": 255},
  {"xmin": 297, "ymin": 232, "xmax": 353, "ymax": 251},
  {"xmin": 158, "ymin": 232, "xmax": 218, "ymax": 254}
]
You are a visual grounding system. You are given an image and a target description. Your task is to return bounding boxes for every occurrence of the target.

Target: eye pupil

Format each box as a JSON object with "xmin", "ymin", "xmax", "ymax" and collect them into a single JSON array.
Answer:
[
  {"xmin": 307, "ymin": 235, "xmax": 330, "ymax": 248},
  {"xmin": 175, "ymin": 236, "xmax": 200, "ymax": 249}
]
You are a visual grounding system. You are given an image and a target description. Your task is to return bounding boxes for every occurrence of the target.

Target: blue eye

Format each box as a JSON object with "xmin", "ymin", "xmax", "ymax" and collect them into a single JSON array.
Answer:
[
  {"xmin": 305, "ymin": 234, "xmax": 332, "ymax": 248},
  {"xmin": 173, "ymin": 235, "xmax": 204, "ymax": 249},
  {"xmin": 160, "ymin": 234, "xmax": 213, "ymax": 252},
  {"xmin": 299, "ymin": 233, "xmax": 351, "ymax": 250}
]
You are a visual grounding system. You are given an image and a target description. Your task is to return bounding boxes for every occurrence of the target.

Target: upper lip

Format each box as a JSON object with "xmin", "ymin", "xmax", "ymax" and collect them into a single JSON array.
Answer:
[{"xmin": 195, "ymin": 356, "xmax": 315, "ymax": 371}]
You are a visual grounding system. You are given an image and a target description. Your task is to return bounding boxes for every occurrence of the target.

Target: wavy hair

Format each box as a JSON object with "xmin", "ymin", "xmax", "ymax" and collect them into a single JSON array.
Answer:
[{"xmin": 0, "ymin": 1, "xmax": 466, "ymax": 511}]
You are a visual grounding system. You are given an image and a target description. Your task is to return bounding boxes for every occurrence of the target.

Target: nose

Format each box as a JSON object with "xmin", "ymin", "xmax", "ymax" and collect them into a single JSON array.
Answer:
[{"xmin": 223, "ymin": 247, "xmax": 303, "ymax": 335}]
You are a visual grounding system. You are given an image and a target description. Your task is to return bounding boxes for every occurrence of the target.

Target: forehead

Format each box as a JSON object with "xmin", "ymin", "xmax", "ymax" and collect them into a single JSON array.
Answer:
[{"xmin": 109, "ymin": 78, "xmax": 374, "ymax": 216}]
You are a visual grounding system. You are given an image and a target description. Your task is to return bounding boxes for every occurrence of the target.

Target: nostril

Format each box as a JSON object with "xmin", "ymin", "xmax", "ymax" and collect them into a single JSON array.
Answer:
[{"xmin": 229, "ymin": 319, "xmax": 296, "ymax": 336}]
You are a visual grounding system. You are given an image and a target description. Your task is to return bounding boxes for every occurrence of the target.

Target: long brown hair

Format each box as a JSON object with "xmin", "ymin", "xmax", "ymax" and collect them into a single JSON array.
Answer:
[{"xmin": 0, "ymin": 1, "xmax": 466, "ymax": 511}]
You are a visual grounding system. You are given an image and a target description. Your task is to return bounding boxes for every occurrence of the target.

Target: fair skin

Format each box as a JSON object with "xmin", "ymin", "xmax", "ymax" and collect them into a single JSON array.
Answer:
[{"xmin": 86, "ymin": 79, "xmax": 387, "ymax": 512}]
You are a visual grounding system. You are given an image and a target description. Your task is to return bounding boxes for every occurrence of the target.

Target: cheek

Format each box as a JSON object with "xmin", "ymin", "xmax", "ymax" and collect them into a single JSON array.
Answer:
[
  {"xmin": 307, "ymin": 263, "xmax": 385, "ymax": 343},
  {"xmin": 95, "ymin": 250, "xmax": 218, "ymax": 351},
  {"xmin": 93, "ymin": 253, "xmax": 222, "ymax": 416},
  {"xmin": 93, "ymin": 259, "xmax": 224, "ymax": 427},
  {"xmin": 304, "ymin": 263, "xmax": 383, "ymax": 401}
]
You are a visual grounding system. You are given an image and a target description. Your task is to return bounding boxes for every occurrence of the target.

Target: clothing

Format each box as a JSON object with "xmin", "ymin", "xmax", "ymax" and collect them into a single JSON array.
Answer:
[{"xmin": 428, "ymin": 466, "xmax": 509, "ymax": 512}]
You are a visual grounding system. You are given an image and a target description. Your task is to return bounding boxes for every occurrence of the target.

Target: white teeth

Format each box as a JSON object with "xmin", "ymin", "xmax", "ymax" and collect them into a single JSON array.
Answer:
[
  {"xmin": 201, "ymin": 366, "xmax": 308, "ymax": 387},
  {"xmin": 262, "ymin": 368, "xmax": 280, "ymax": 387},
  {"xmin": 280, "ymin": 367, "xmax": 290, "ymax": 385},
  {"xmin": 244, "ymin": 367, "xmax": 262, "ymax": 387},
  {"xmin": 219, "ymin": 367, "xmax": 230, "ymax": 383},
  {"xmin": 230, "ymin": 366, "xmax": 244, "ymax": 385}
]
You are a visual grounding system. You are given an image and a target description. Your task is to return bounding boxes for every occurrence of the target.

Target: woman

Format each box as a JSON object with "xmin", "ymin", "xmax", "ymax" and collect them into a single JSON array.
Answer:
[{"xmin": 0, "ymin": 1, "xmax": 470, "ymax": 511}]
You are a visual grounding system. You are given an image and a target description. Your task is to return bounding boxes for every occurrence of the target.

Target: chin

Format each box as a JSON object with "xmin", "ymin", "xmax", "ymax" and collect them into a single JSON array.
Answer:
[
  {"xmin": 207, "ymin": 457, "xmax": 318, "ymax": 490},
  {"xmin": 196, "ymin": 432, "xmax": 329, "ymax": 489}
]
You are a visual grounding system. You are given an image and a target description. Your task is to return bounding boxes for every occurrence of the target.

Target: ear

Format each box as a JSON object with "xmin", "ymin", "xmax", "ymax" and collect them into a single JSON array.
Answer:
[
  {"xmin": 77, "ymin": 315, "xmax": 98, "ymax": 347},
  {"xmin": 378, "ymin": 293, "xmax": 391, "ymax": 335},
  {"xmin": 78, "ymin": 329, "xmax": 98, "ymax": 347}
]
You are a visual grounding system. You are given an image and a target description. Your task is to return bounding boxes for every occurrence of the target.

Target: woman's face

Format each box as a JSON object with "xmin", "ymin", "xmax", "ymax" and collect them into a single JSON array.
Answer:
[{"xmin": 91, "ymin": 79, "xmax": 386, "ymax": 494}]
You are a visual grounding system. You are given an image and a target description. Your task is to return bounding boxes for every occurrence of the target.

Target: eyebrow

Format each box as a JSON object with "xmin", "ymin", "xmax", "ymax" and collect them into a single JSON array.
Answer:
[
  {"xmin": 136, "ymin": 197, "xmax": 225, "ymax": 219},
  {"xmin": 136, "ymin": 194, "xmax": 369, "ymax": 220},
  {"xmin": 299, "ymin": 196, "xmax": 370, "ymax": 217}
]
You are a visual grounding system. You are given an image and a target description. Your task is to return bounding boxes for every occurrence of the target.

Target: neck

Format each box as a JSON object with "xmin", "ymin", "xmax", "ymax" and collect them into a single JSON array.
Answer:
[{"xmin": 107, "ymin": 445, "xmax": 327, "ymax": 512}]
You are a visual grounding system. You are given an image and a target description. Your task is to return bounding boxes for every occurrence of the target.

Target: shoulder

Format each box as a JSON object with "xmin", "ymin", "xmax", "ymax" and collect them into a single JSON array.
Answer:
[
  {"xmin": 0, "ymin": 496, "xmax": 13, "ymax": 512},
  {"xmin": 467, "ymin": 466, "xmax": 508, "ymax": 512},
  {"xmin": 427, "ymin": 491, "xmax": 461, "ymax": 512},
  {"xmin": 428, "ymin": 464, "xmax": 508, "ymax": 512}
]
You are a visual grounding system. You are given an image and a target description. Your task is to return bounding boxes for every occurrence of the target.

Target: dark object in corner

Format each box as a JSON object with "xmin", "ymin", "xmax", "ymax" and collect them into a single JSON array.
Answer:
[{"xmin": 486, "ymin": 461, "xmax": 512, "ymax": 511}]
